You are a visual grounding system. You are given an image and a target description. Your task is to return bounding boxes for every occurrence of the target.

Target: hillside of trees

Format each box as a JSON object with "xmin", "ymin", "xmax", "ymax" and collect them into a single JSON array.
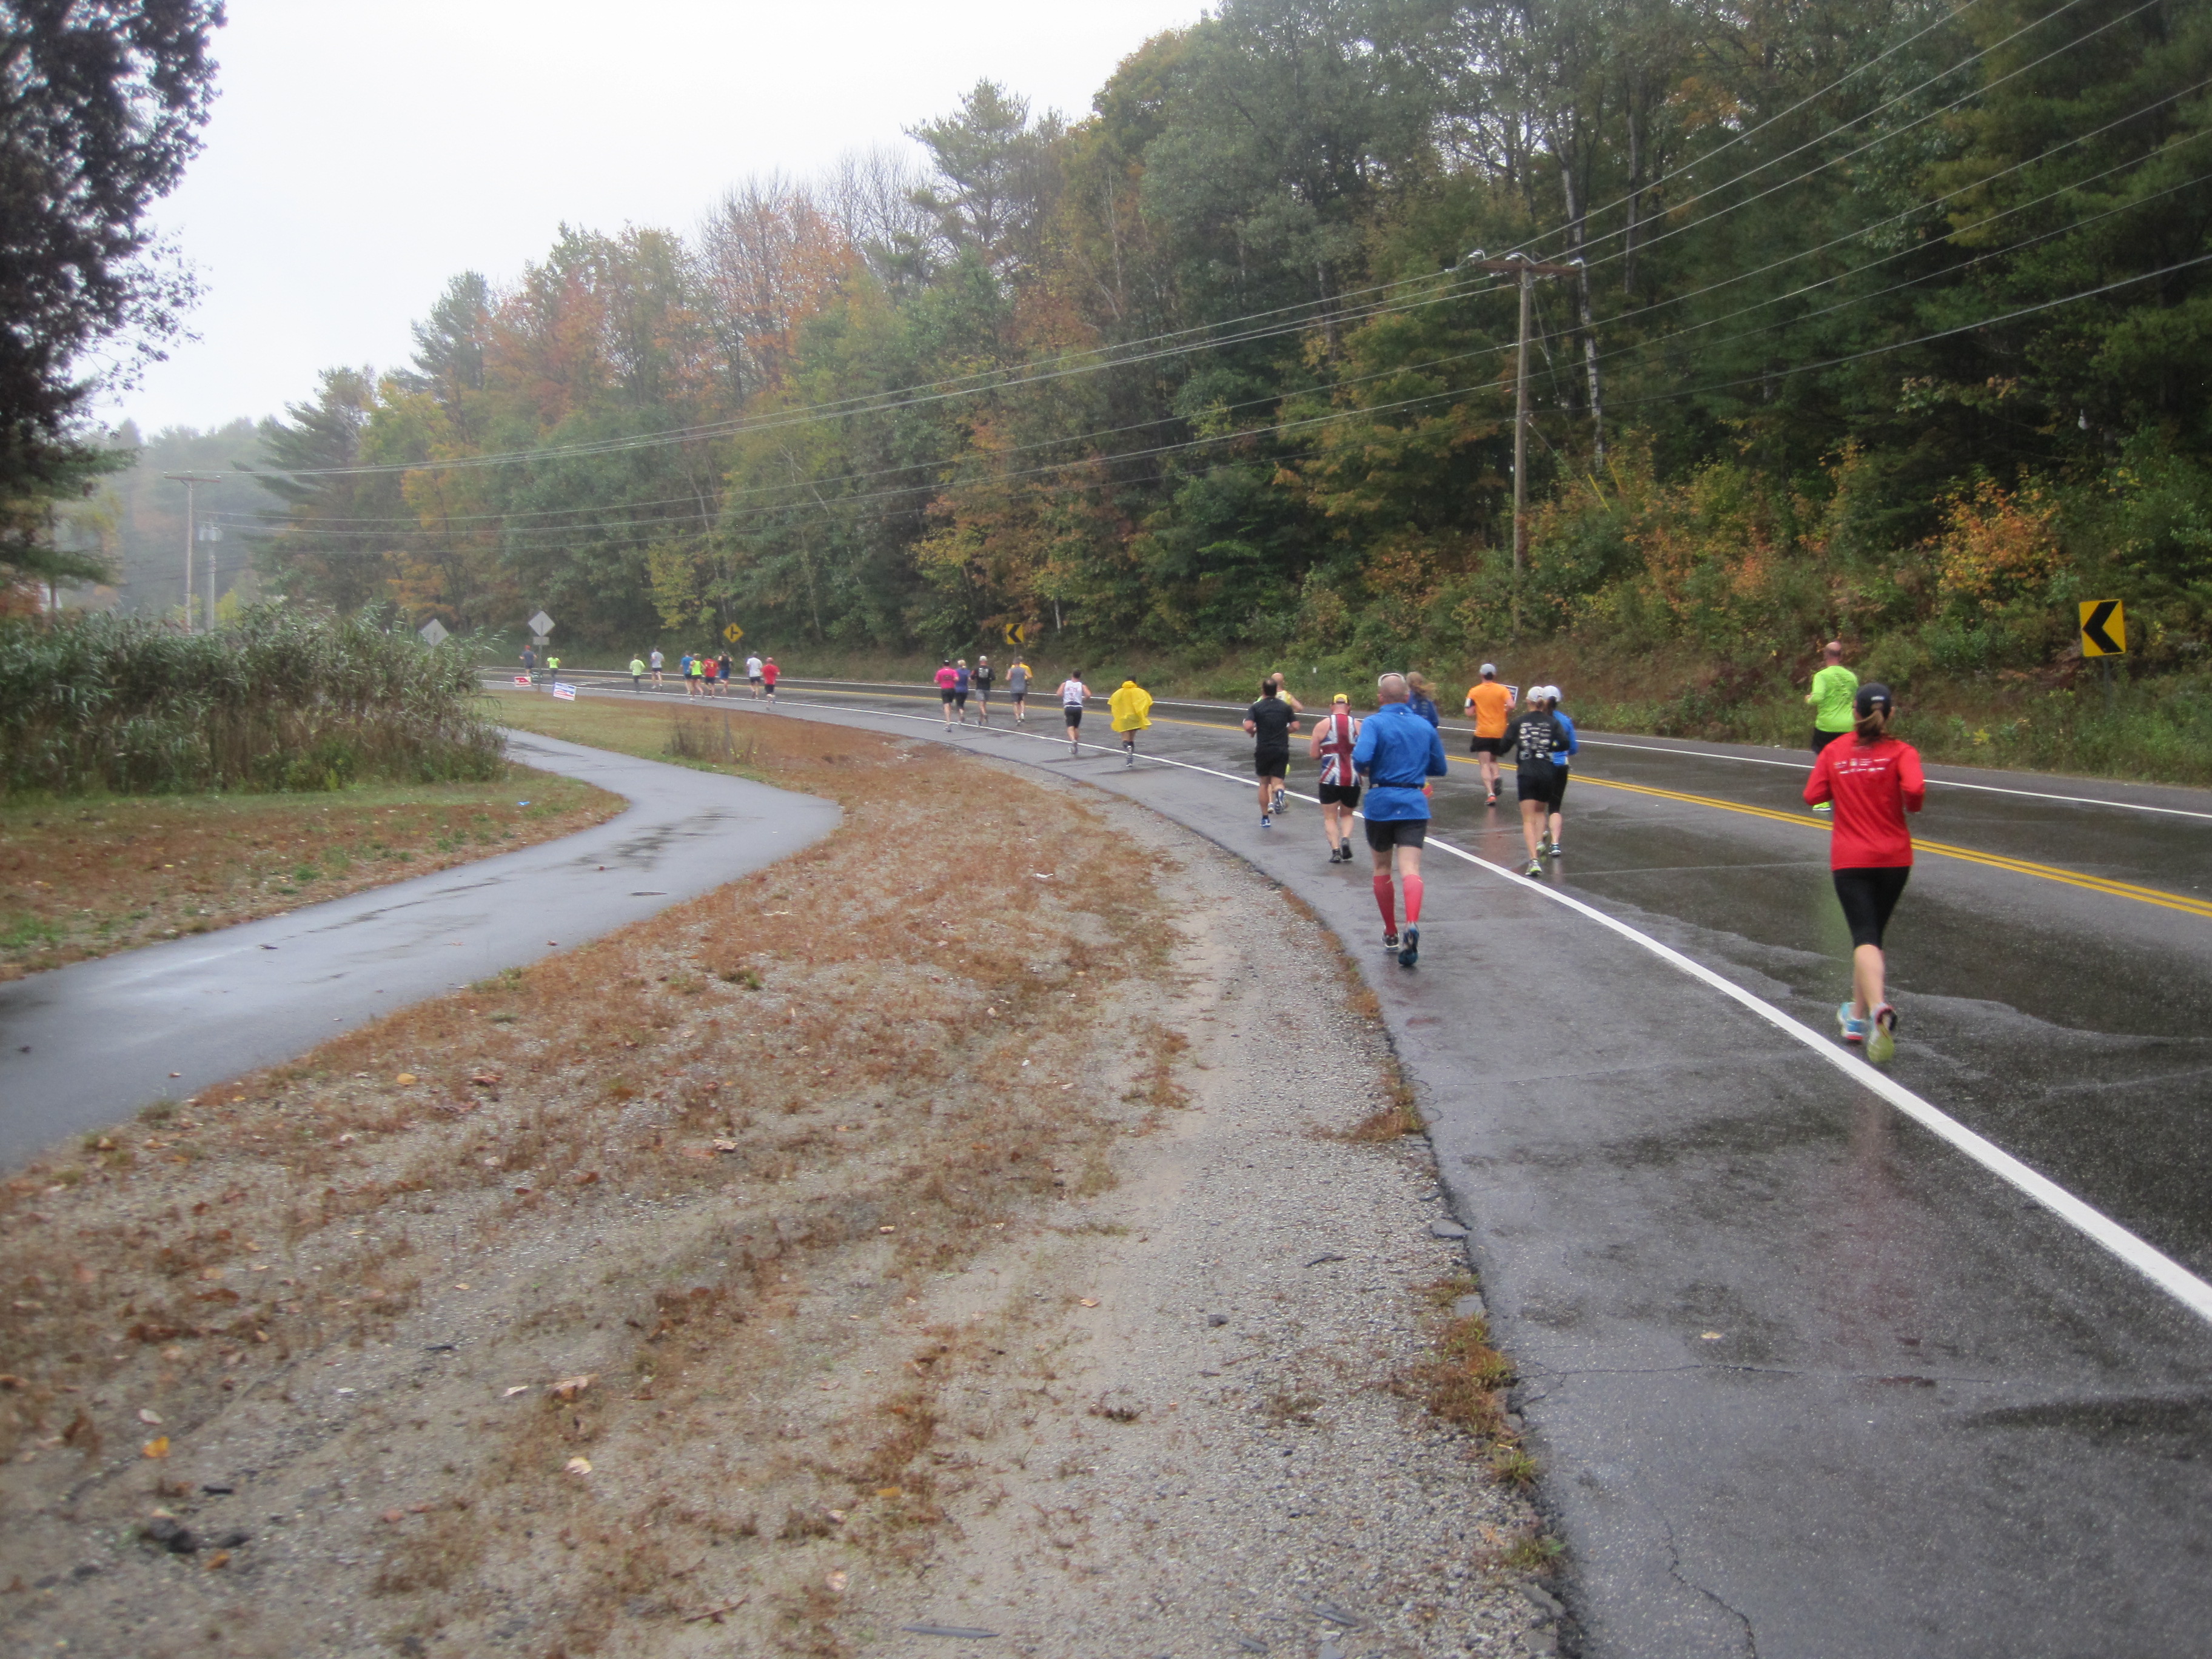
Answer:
[{"xmin": 241, "ymin": 0, "xmax": 2209, "ymax": 753}]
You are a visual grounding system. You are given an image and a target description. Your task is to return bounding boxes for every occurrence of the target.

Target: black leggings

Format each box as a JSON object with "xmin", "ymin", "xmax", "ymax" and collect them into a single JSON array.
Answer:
[{"xmin": 1832, "ymin": 866, "xmax": 1910, "ymax": 949}]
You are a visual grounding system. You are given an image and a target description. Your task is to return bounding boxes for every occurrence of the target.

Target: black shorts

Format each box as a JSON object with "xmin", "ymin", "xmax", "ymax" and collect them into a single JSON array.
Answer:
[
  {"xmin": 940, "ymin": 688, "xmax": 956, "ymax": 704},
  {"xmin": 750, "ymin": 675, "xmax": 763, "ymax": 686},
  {"xmin": 1364, "ymin": 817, "xmax": 1427, "ymax": 851},
  {"xmin": 1064, "ymin": 706, "xmax": 1083, "ymax": 727},
  {"xmin": 1812, "ymin": 728, "xmax": 1846, "ymax": 759},
  {"xmin": 1317, "ymin": 781, "xmax": 1362, "ymax": 808},
  {"xmin": 1254, "ymin": 751, "xmax": 1289, "ymax": 780},
  {"xmin": 1516, "ymin": 765, "xmax": 1564, "ymax": 808},
  {"xmin": 1469, "ymin": 735, "xmax": 1506, "ymax": 756},
  {"xmin": 955, "ymin": 691, "xmax": 968, "ymax": 708},
  {"xmin": 1832, "ymin": 865, "xmax": 1910, "ymax": 949}
]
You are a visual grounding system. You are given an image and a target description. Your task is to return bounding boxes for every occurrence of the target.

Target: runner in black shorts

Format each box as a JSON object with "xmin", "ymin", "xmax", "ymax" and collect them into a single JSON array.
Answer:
[
  {"xmin": 1502, "ymin": 698, "xmax": 1569, "ymax": 877},
  {"xmin": 1243, "ymin": 679, "xmax": 1300, "ymax": 828},
  {"xmin": 1309, "ymin": 694, "xmax": 1363, "ymax": 862}
]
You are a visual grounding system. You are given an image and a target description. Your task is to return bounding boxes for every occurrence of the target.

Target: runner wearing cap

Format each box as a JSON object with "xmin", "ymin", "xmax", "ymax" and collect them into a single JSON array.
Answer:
[
  {"xmin": 1803, "ymin": 683, "xmax": 1922, "ymax": 1062},
  {"xmin": 1464, "ymin": 663, "xmax": 1512, "ymax": 805},
  {"xmin": 1243, "ymin": 679, "xmax": 1301, "ymax": 826},
  {"xmin": 1308, "ymin": 694, "xmax": 1362, "ymax": 863},
  {"xmin": 1108, "ymin": 677, "xmax": 1153, "ymax": 766},
  {"xmin": 1502, "ymin": 692, "xmax": 1570, "ymax": 877},
  {"xmin": 1805, "ymin": 640, "xmax": 1858, "ymax": 814},
  {"xmin": 1537, "ymin": 686, "xmax": 1578, "ymax": 856},
  {"xmin": 934, "ymin": 659, "xmax": 960, "ymax": 728},
  {"xmin": 762, "ymin": 656, "xmax": 779, "ymax": 706},
  {"xmin": 1352, "ymin": 674, "xmax": 1447, "ymax": 967},
  {"xmin": 1059, "ymin": 670, "xmax": 1091, "ymax": 755}
]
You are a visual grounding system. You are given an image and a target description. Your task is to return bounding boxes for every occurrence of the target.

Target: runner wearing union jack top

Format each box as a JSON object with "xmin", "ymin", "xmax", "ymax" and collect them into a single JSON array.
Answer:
[{"xmin": 1307, "ymin": 694, "xmax": 1363, "ymax": 864}]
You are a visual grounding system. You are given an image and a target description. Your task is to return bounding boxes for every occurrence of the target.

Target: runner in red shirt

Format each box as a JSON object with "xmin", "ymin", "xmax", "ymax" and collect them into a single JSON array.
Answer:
[
  {"xmin": 761, "ymin": 656, "xmax": 779, "ymax": 707},
  {"xmin": 1803, "ymin": 683, "xmax": 1923, "ymax": 1063}
]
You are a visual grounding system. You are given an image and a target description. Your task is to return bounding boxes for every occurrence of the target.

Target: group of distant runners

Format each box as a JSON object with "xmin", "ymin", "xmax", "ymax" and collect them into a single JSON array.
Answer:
[
  {"xmin": 933, "ymin": 655, "xmax": 1036, "ymax": 727},
  {"xmin": 635, "ymin": 648, "xmax": 781, "ymax": 702},
  {"xmin": 1013, "ymin": 642, "xmax": 1921, "ymax": 1058}
]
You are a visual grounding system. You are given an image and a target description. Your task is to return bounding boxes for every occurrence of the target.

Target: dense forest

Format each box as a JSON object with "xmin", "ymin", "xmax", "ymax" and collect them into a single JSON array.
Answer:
[{"xmin": 238, "ymin": 0, "xmax": 2208, "ymax": 734}]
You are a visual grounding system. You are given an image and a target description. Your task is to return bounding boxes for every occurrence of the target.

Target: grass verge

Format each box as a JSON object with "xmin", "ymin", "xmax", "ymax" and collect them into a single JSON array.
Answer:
[
  {"xmin": 0, "ymin": 769, "xmax": 618, "ymax": 980},
  {"xmin": 0, "ymin": 702, "xmax": 1181, "ymax": 1658}
]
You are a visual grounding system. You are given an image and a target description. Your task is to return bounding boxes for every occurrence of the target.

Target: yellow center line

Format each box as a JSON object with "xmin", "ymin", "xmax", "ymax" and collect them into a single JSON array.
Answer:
[
  {"xmin": 1565, "ymin": 773, "xmax": 2212, "ymax": 922},
  {"xmin": 777, "ymin": 695, "xmax": 2210, "ymax": 922}
]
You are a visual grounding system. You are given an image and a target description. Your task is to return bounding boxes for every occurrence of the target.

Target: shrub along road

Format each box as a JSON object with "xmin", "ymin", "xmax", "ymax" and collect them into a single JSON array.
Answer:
[{"xmin": 0, "ymin": 731, "xmax": 839, "ymax": 1169}]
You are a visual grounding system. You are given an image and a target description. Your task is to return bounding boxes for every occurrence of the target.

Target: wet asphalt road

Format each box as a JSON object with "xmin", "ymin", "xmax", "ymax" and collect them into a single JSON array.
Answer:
[
  {"xmin": 0, "ymin": 731, "xmax": 838, "ymax": 1170},
  {"xmin": 629, "ymin": 675, "xmax": 2212, "ymax": 1659}
]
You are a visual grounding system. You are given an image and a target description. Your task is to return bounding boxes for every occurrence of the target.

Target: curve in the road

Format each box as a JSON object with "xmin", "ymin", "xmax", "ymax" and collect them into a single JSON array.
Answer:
[
  {"xmin": 699, "ymin": 684, "xmax": 2212, "ymax": 1327},
  {"xmin": 0, "ymin": 731, "xmax": 839, "ymax": 1170}
]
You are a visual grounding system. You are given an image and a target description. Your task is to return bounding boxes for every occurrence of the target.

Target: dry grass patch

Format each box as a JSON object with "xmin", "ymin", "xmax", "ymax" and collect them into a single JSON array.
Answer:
[
  {"xmin": 0, "ymin": 706, "xmax": 1185, "ymax": 1658},
  {"xmin": 0, "ymin": 768, "xmax": 617, "ymax": 979},
  {"xmin": 1397, "ymin": 1273, "xmax": 1526, "ymax": 1474}
]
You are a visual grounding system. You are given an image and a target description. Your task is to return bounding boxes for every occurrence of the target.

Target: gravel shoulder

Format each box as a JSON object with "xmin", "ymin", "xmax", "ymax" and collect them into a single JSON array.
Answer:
[{"xmin": 851, "ymin": 776, "xmax": 1555, "ymax": 1659}]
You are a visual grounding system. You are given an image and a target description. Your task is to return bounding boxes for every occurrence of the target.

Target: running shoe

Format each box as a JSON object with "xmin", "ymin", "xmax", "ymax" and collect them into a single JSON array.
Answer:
[
  {"xmin": 1486, "ymin": 792, "xmax": 1498, "ymax": 806},
  {"xmin": 1811, "ymin": 801, "xmax": 1832, "ymax": 815},
  {"xmin": 1537, "ymin": 836, "xmax": 1553, "ymax": 857},
  {"xmin": 1549, "ymin": 842, "xmax": 1563, "ymax": 857},
  {"xmin": 1836, "ymin": 1002, "xmax": 1869, "ymax": 1045},
  {"xmin": 1868, "ymin": 1004, "xmax": 1898, "ymax": 1064},
  {"xmin": 1124, "ymin": 750, "xmax": 1134, "ymax": 768},
  {"xmin": 1523, "ymin": 859, "xmax": 1543, "ymax": 877},
  {"xmin": 1260, "ymin": 814, "xmax": 1273, "ymax": 829},
  {"xmin": 1382, "ymin": 930, "xmax": 1398, "ymax": 950},
  {"xmin": 1397, "ymin": 925, "xmax": 1419, "ymax": 970}
]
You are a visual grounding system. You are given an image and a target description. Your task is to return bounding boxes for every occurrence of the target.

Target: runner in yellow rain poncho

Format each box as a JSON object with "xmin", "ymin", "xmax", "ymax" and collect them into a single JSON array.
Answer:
[{"xmin": 1108, "ymin": 678, "xmax": 1154, "ymax": 769}]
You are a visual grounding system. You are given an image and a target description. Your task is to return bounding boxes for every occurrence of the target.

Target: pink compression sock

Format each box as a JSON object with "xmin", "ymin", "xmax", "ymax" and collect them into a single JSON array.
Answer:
[
  {"xmin": 1372, "ymin": 875, "xmax": 1396, "ymax": 930},
  {"xmin": 1403, "ymin": 874, "xmax": 1424, "ymax": 925}
]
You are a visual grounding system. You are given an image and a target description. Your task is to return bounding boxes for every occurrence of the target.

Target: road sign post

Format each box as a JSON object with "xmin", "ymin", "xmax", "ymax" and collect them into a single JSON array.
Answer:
[{"xmin": 2079, "ymin": 600, "xmax": 2126, "ymax": 715}]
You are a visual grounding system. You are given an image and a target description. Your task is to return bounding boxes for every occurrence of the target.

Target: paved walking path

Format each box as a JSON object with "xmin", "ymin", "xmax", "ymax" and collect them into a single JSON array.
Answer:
[{"xmin": 0, "ymin": 732, "xmax": 838, "ymax": 1169}]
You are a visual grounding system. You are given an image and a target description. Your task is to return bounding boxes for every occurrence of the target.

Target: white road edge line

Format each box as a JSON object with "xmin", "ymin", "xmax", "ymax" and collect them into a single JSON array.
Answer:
[
  {"xmin": 1416, "ymin": 839, "xmax": 2212, "ymax": 1329},
  {"xmin": 545, "ymin": 683, "xmax": 2212, "ymax": 1328}
]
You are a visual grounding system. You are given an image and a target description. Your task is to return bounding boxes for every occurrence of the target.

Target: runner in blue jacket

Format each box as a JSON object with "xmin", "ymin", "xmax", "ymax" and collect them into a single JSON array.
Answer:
[{"xmin": 1352, "ymin": 673, "xmax": 1449, "ymax": 968}]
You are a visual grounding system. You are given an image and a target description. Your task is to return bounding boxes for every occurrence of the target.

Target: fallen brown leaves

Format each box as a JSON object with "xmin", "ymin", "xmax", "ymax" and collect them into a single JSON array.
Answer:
[
  {"xmin": 0, "ymin": 700, "xmax": 1181, "ymax": 1658},
  {"xmin": 0, "ymin": 769, "xmax": 618, "ymax": 979}
]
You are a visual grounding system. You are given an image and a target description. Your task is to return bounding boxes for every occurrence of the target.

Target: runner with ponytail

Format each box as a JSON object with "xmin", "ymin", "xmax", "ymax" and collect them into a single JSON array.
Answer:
[{"xmin": 1803, "ymin": 685, "xmax": 1925, "ymax": 1063}]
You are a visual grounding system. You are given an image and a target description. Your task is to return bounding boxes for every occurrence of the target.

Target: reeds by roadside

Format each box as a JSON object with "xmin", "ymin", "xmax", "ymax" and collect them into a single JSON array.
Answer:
[{"xmin": 0, "ymin": 605, "xmax": 504, "ymax": 798}]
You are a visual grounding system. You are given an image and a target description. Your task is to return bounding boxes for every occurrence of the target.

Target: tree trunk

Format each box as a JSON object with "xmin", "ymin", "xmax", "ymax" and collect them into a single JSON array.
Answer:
[{"xmin": 1557, "ymin": 139, "xmax": 1606, "ymax": 466}]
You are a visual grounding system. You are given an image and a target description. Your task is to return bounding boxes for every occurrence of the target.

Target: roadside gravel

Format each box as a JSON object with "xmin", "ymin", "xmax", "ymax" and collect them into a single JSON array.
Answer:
[{"xmin": 849, "ymin": 777, "xmax": 1555, "ymax": 1659}]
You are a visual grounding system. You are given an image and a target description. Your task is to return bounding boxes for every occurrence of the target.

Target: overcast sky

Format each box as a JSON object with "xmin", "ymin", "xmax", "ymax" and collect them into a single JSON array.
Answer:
[{"xmin": 108, "ymin": 0, "xmax": 1206, "ymax": 438}]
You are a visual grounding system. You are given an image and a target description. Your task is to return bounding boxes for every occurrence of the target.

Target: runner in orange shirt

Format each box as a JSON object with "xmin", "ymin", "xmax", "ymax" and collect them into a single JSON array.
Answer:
[{"xmin": 1463, "ymin": 663, "xmax": 1513, "ymax": 806}]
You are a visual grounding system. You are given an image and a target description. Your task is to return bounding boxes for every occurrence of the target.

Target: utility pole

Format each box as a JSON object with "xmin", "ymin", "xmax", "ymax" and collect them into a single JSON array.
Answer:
[
  {"xmin": 163, "ymin": 472, "xmax": 222, "ymax": 631},
  {"xmin": 1464, "ymin": 252, "xmax": 1581, "ymax": 635}
]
